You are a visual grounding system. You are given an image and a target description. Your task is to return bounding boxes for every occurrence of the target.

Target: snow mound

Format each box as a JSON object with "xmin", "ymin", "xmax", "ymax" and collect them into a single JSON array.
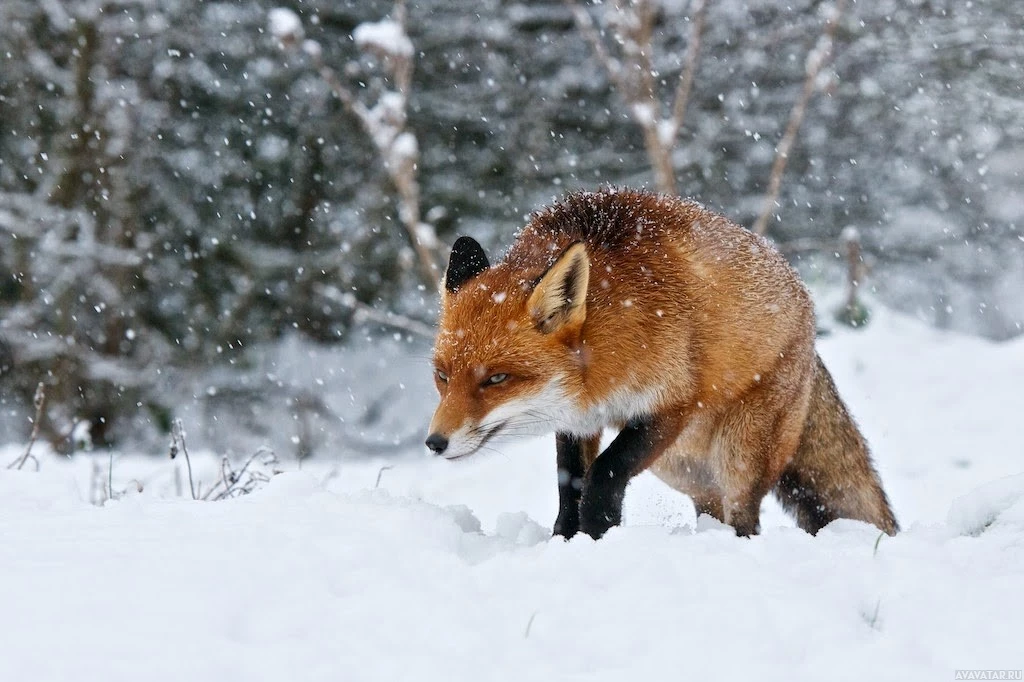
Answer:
[
  {"xmin": 948, "ymin": 473, "xmax": 1024, "ymax": 536},
  {"xmin": 1, "ymin": 467, "xmax": 1022, "ymax": 681},
  {"xmin": 1, "ymin": 310, "xmax": 1022, "ymax": 679},
  {"xmin": 0, "ymin": 469, "xmax": 85, "ymax": 512}
]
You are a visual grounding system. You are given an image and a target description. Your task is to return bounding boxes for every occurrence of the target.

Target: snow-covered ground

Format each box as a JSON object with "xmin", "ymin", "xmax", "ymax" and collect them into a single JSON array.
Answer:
[{"xmin": 1, "ymin": 309, "xmax": 1022, "ymax": 681}]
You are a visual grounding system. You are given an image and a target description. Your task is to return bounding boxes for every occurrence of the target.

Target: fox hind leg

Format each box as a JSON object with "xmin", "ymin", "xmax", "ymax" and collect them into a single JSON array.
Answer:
[
  {"xmin": 690, "ymin": 490, "xmax": 724, "ymax": 524},
  {"xmin": 773, "ymin": 356, "xmax": 899, "ymax": 536},
  {"xmin": 721, "ymin": 484, "xmax": 771, "ymax": 537},
  {"xmin": 716, "ymin": 360, "xmax": 813, "ymax": 537},
  {"xmin": 716, "ymin": 429, "xmax": 794, "ymax": 537}
]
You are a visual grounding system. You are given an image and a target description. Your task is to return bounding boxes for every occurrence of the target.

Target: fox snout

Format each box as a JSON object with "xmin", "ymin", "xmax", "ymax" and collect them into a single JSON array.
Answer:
[
  {"xmin": 424, "ymin": 433, "xmax": 448, "ymax": 454},
  {"xmin": 425, "ymin": 405, "xmax": 467, "ymax": 458},
  {"xmin": 423, "ymin": 421, "xmax": 498, "ymax": 460},
  {"xmin": 425, "ymin": 404, "xmax": 514, "ymax": 460}
]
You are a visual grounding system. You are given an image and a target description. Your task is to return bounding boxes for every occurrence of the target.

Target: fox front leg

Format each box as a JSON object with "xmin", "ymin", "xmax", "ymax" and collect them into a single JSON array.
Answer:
[
  {"xmin": 579, "ymin": 414, "xmax": 685, "ymax": 539},
  {"xmin": 552, "ymin": 432, "xmax": 600, "ymax": 538}
]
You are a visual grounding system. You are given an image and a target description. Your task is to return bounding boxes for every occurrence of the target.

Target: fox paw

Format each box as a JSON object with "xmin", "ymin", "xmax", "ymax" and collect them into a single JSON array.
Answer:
[
  {"xmin": 578, "ymin": 500, "xmax": 622, "ymax": 539},
  {"xmin": 578, "ymin": 483, "xmax": 624, "ymax": 539},
  {"xmin": 552, "ymin": 512, "xmax": 579, "ymax": 539},
  {"xmin": 579, "ymin": 513, "xmax": 617, "ymax": 539}
]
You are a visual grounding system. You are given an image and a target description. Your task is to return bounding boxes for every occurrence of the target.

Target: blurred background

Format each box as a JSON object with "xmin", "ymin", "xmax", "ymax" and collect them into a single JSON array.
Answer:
[{"xmin": 0, "ymin": 0, "xmax": 1021, "ymax": 458}]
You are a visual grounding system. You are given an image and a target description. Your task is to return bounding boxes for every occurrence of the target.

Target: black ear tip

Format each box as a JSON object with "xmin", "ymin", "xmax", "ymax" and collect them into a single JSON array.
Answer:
[
  {"xmin": 452, "ymin": 236, "xmax": 482, "ymax": 252},
  {"xmin": 445, "ymin": 236, "xmax": 490, "ymax": 293}
]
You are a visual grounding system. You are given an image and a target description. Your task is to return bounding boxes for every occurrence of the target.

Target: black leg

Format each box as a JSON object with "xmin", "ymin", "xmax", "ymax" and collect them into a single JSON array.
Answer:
[
  {"xmin": 579, "ymin": 416, "xmax": 669, "ymax": 539},
  {"xmin": 553, "ymin": 432, "xmax": 586, "ymax": 538}
]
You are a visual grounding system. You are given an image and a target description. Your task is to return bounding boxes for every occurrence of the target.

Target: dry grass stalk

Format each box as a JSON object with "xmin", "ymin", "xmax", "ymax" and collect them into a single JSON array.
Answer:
[
  {"xmin": 7, "ymin": 382, "xmax": 45, "ymax": 471},
  {"xmin": 169, "ymin": 418, "xmax": 197, "ymax": 500}
]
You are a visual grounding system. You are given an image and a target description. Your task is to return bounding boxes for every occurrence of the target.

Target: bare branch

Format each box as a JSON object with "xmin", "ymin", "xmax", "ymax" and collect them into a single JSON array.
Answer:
[
  {"xmin": 565, "ymin": 0, "xmax": 630, "ymax": 97},
  {"xmin": 639, "ymin": 125, "xmax": 676, "ymax": 195},
  {"xmin": 313, "ymin": 63, "xmax": 372, "ymax": 124},
  {"xmin": 390, "ymin": 0, "xmax": 413, "ymax": 95},
  {"xmin": 568, "ymin": 0, "xmax": 708, "ymax": 196},
  {"xmin": 753, "ymin": 0, "xmax": 847, "ymax": 236},
  {"xmin": 836, "ymin": 226, "xmax": 870, "ymax": 328},
  {"xmin": 624, "ymin": 1, "xmax": 679, "ymax": 195},
  {"xmin": 7, "ymin": 382, "xmax": 45, "ymax": 471},
  {"xmin": 629, "ymin": 0, "xmax": 660, "ymax": 110},
  {"xmin": 668, "ymin": 0, "xmax": 708, "ymax": 143},
  {"xmin": 273, "ymin": 4, "xmax": 440, "ymax": 291}
]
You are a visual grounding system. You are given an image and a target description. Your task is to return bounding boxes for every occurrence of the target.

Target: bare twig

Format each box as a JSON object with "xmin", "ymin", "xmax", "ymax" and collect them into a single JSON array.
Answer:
[
  {"xmin": 320, "ymin": 70, "xmax": 439, "ymax": 289},
  {"xmin": 100, "ymin": 458, "xmax": 142, "ymax": 503},
  {"xmin": 202, "ymin": 448, "xmax": 278, "ymax": 501},
  {"xmin": 668, "ymin": 0, "xmax": 708, "ymax": 145},
  {"xmin": 753, "ymin": 0, "xmax": 847, "ymax": 236},
  {"xmin": 566, "ymin": 0, "xmax": 629, "ymax": 96},
  {"xmin": 844, "ymin": 226, "xmax": 865, "ymax": 309},
  {"xmin": 836, "ymin": 226, "xmax": 871, "ymax": 328},
  {"xmin": 8, "ymin": 382, "xmax": 45, "ymax": 471},
  {"xmin": 169, "ymin": 418, "xmax": 196, "ymax": 500},
  {"xmin": 567, "ymin": 0, "xmax": 708, "ymax": 196},
  {"xmin": 524, "ymin": 611, "xmax": 539, "ymax": 638},
  {"xmin": 865, "ymin": 598, "xmax": 883, "ymax": 630},
  {"xmin": 275, "ymin": 2, "xmax": 441, "ymax": 290},
  {"xmin": 630, "ymin": 0, "xmax": 659, "ymax": 116},
  {"xmin": 374, "ymin": 465, "xmax": 394, "ymax": 489}
]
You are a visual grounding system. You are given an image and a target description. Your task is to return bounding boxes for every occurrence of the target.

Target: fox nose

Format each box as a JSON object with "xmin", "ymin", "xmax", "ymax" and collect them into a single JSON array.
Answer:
[{"xmin": 425, "ymin": 433, "xmax": 449, "ymax": 454}]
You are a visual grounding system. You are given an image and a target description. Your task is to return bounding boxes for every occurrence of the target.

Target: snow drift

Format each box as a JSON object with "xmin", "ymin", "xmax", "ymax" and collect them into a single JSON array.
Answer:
[{"xmin": 1, "ymin": 310, "xmax": 1021, "ymax": 681}]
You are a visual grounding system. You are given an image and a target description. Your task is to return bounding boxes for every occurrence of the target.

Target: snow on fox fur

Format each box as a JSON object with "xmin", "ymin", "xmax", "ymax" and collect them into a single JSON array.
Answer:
[{"xmin": 427, "ymin": 187, "xmax": 897, "ymax": 539}]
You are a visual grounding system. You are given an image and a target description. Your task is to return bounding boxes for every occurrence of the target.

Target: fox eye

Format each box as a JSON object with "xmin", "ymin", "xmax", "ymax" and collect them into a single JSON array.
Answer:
[
  {"xmin": 435, "ymin": 369, "xmax": 449, "ymax": 383},
  {"xmin": 484, "ymin": 373, "xmax": 508, "ymax": 386}
]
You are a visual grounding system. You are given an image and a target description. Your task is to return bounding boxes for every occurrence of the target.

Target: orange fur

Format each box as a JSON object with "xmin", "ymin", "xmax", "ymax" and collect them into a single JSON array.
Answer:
[{"xmin": 428, "ymin": 188, "xmax": 897, "ymax": 536}]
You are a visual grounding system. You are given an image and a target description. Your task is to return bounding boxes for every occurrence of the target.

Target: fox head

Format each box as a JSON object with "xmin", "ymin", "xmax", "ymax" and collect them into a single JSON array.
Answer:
[{"xmin": 425, "ymin": 236, "xmax": 590, "ymax": 459}]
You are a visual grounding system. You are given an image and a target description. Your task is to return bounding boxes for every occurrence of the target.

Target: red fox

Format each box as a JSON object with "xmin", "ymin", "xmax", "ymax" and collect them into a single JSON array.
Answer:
[{"xmin": 426, "ymin": 187, "xmax": 898, "ymax": 539}]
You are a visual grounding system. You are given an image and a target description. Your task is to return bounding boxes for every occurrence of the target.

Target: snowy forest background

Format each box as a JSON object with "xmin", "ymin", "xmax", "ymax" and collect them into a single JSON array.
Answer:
[{"xmin": 0, "ymin": 0, "xmax": 1022, "ymax": 457}]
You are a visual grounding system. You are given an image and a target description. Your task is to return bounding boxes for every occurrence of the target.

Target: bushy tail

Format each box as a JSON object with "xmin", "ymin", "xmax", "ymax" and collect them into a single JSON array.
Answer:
[{"xmin": 774, "ymin": 355, "xmax": 898, "ymax": 535}]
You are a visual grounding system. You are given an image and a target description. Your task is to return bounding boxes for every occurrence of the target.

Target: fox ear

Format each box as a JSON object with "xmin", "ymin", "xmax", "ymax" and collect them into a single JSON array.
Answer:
[
  {"xmin": 528, "ymin": 243, "xmax": 589, "ymax": 334},
  {"xmin": 444, "ymin": 236, "xmax": 490, "ymax": 294}
]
